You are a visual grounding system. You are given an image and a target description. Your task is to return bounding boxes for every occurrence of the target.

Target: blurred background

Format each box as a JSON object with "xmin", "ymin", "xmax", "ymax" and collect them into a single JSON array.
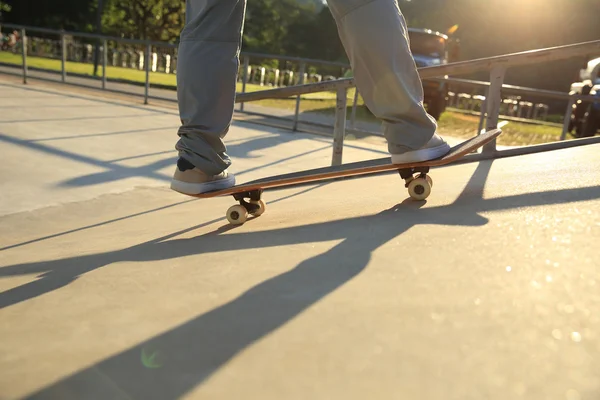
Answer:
[{"xmin": 1, "ymin": 0, "xmax": 599, "ymax": 143}]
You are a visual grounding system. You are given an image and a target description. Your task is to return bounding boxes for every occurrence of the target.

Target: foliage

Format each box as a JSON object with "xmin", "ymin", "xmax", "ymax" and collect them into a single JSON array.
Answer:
[
  {"xmin": 2, "ymin": 0, "xmax": 96, "ymax": 31},
  {"xmin": 243, "ymin": 0, "xmax": 315, "ymax": 55},
  {"xmin": 101, "ymin": 0, "xmax": 184, "ymax": 42},
  {"xmin": 0, "ymin": 1, "xmax": 11, "ymax": 22}
]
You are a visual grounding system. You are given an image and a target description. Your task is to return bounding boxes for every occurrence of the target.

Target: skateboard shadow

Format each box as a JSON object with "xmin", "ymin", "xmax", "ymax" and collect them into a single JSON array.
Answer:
[{"xmin": 4, "ymin": 161, "xmax": 600, "ymax": 399}]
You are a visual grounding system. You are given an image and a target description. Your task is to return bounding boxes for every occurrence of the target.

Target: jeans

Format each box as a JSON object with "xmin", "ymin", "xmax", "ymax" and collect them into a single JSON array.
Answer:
[{"xmin": 175, "ymin": 0, "xmax": 437, "ymax": 175}]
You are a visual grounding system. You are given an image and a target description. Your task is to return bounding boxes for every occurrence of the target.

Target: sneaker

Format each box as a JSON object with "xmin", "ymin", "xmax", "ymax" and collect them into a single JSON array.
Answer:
[
  {"xmin": 390, "ymin": 133, "xmax": 450, "ymax": 164},
  {"xmin": 170, "ymin": 157, "xmax": 235, "ymax": 195}
]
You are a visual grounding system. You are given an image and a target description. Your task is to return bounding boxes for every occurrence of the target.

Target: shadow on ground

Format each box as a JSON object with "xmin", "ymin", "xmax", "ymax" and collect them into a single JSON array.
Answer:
[
  {"xmin": 2, "ymin": 160, "xmax": 599, "ymax": 399},
  {"xmin": 0, "ymin": 124, "xmax": 387, "ymax": 189}
]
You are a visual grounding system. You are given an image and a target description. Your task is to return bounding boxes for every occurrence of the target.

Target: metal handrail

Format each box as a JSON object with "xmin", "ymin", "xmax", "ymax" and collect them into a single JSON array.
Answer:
[
  {"xmin": 0, "ymin": 23, "xmax": 351, "ymax": 68},
  {"xmin": 1, "ymin": 23, "xmax": 176, "ymax": 48},
  {"xmin": 236, "ymin": 79, "xmax": 354, "ymax": 102},
  {"xmin": 237, "ymin": 40, "xmax": 600, "ymax": 102},
  {"xmin": 234, "ymin": 39, "xmax": 600, "ymax": 157},
  {"xmin": 432, "ymin": 77, "xmax": 600, "ymax": 103},
  {"xmin": 4, "ymin": 23, "xmax": 600, "ymax": 166},
  {"xmin": 420, "ymin": 40, "xmax": 600, "ymax": 77},
  {"xmin": 6, "ymin": 21, "xmax": 598, "ymax": 103}
]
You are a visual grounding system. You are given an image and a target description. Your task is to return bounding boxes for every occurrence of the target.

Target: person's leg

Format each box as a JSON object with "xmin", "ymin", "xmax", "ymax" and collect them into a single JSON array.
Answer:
[
  {"xmin": 171, "ymin": 0, "xmax": 246, "ymax": 195},
  {"xmin": 326, "ymin": 0, "xmax": 449, "ymax": 163}
]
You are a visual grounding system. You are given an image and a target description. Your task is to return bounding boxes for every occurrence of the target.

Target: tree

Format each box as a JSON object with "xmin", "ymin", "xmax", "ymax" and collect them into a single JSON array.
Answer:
[
  {"xmin": 0, "ymin": 1, "xmax": 11, "ymax": 22},
  {"xmin": 242, "ymin": 0, "xmax": 317, "ymax": 55},
  {"xmin": 101, "ymin": 0, "xmax": 184, "ymax": 42},
  {"xmin": 284, "ymin": 7, "xmax": 345, "ymax": 63},
  {"xmin": 2, "ymin": 0, "xmax": 96, "ymax": 31}
]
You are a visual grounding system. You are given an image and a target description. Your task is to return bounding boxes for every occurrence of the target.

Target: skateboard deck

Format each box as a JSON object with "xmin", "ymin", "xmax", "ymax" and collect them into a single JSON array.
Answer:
[{"xmin": 188, "ymin": 128, "xmax": 501, "ymax": 224}]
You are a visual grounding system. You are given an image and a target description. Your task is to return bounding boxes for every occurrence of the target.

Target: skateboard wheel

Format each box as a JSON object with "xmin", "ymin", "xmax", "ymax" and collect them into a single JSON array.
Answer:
[
  {"xmin": 407, "ymin": 178, "xmax": 431, "ymax": 200},
  {"xmin": 226, "ymin": 204, "xmax": 248, "ymax": 225},
  {"xmin": 249, "ymin": 199, "xmax": 266, "ymax": 216},
  {"xmin": 425, "ymin": 175, "xmax": 433, "ymax": 188}
]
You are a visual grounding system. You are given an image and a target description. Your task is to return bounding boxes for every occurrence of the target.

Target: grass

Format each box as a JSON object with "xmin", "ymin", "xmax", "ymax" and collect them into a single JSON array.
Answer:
[
  {"xmin": 0, "ymin": 51, "xmax": 353, "ymax": 99},
  {"xmin": 1, "ymin": 51, "xmax": 564, "ymax": 145},
  {"xmin": 1, "ymin": 51, "xmax": 178, "ymax": 86},
  {"xmin": 437, "ymin": 112, "xmax": 562, "ymax": 145}
]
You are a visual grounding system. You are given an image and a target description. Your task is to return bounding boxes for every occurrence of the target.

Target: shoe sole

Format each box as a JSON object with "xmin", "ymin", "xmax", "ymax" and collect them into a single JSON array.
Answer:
[
  {"xmin": 390, "ymin": 143, "xmax": 451, "ymax": 164},
  {"xmin": 170, "ymin": 175, "xmax": 236, "ymax": 195}
]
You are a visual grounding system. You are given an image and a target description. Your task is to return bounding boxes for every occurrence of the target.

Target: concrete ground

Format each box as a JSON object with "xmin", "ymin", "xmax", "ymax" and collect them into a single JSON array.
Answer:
[{"xmin": 1, "ymin": 77, "xmax": 599, "ymax": 400}]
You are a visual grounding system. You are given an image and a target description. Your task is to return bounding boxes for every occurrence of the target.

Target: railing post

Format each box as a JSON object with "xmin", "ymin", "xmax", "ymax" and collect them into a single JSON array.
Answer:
[
  {"xmin": 102, "ymin": 39, "xmax": 107, "ymax": 90},
  {"xmin": 240, "ymin": 56, "xmax": 250, "ymax": 111},
  {"xmin": 477, "ymin": 87, "xmax": 489, "ymax": 134},
  {"xmin": 21, "ymin": 28, "xmax": 28, "ymax": 84},
  {"xmin": 350, "ymin": 87, "xmax": 359, "ymax": 129},
  {"xmin": 483, "ymin": 66, "xmax": 506, "ymax": 154},
  {"xmin": 144, "ymin": 43, "xmax": 151, "ymax": 104},
  {"xmin": 292, "ymin": 62, "xmax": 306, "ymax": 131},
  {"xmin": 331, "ymin": 87, "xmax": 347, "ymax": 166},
  {"xmin": 61, "ymin": 32, "xmax": 67, "ymax": 82},
  {"xmin": 560, "ymin": 97, "xmax": 575, "ymax": 141}
]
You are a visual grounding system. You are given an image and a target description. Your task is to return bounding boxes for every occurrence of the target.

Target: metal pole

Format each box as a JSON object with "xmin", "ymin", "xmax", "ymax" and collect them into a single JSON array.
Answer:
[
  {"xmin": 61, "ymin": 33, "xmax": 66, "ymax": 82},
  {"xmin": 482, "ymin": 66, "xmax": 506, "ymax": 154},
  {"xmin": 240, "ymin": 56, "xmax": 250, "ymax": 111},
  {"xmin": 144, "ymin": 43, "xmax": 151, "ymax": 104},
  {"xmin": 20, "ymin": 29, "xmax": 28, "ymax": 84},
  {"xmin": 331, "ymin": 87, "xmax": 347, "ymax": 166},
  {"xmin": 93, "ymin": 0, "xmax": 104, "ymax": 77},
  {"xmin": 102, "ymin": 39, "xmax": 107, "ymax": 89},
  {"xmin": 292, "ymin": 62, "xmax": 306, "ymax": 131},
  {"xmin": 350, "ymin": 88, "xmax": 359, "ymax": 129},
  {"xmin": 560, "ymin": 97, "xmax": 575, "ymax": 140},
  {"xmin": 477, "ymin": 87, "xmax": 489, "ymax": 134}
]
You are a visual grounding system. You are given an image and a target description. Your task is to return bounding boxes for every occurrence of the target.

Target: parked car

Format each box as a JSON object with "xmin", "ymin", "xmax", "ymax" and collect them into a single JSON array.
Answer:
[
  {"xmin": 568, "ymin": 57, "xmax": 600, "ymax": 137},
  {"xmin": 407, "ymin": 28, "xmax": 456, "ymax": 121}
]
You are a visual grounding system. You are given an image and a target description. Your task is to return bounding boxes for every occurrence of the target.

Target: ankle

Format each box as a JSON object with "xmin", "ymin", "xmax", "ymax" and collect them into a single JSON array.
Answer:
[{"xmin": 177, "ymin": 157, "xmax": 196, "ymax": 171}]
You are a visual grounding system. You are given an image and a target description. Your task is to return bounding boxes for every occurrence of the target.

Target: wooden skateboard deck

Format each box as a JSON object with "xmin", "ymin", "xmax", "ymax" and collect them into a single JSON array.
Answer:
[{"xmin": 188, "ymin": 128, "xmax": 501, "ymax": 224}]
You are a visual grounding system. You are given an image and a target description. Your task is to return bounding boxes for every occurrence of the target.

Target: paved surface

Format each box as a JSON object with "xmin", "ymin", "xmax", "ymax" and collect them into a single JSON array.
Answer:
[{"xmin": 1, "ymin": 77, "xmax": 600, "ymax": 400}]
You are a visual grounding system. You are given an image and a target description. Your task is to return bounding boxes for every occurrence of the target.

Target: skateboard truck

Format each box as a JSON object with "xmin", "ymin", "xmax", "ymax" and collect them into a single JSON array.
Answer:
[
  {"xmin": 226, "ymin": 189, "xmax": 266, "ymax": 224},
  {"xmin": 398, "ymin": 166, "xmax": 433, "ymax": 201}
]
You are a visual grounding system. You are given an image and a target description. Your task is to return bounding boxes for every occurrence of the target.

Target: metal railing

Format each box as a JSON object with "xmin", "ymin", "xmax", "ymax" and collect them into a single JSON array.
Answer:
[
  {"xmin": 429, "ymin": 76, "xmax": 600, "ymax": 140},
  {"xmin": 2, "ymin": 23, "xmax": 600, "ymax": 166},
  {"xmin": 235, "ymin": 39, "xmax": 600, "ymax": 164},
  {"xmin": 0, "ymin": 23, "xmax": 351, "ymax": 112}
]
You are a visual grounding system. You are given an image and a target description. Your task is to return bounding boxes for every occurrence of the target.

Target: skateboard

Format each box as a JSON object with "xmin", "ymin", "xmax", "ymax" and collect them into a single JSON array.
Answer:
[{"xmin": 189, "ymin": 129, "xmax": 502, "ymax": 225}]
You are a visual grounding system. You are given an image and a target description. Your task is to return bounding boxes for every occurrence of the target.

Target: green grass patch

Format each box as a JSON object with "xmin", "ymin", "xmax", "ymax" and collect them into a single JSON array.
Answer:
[
  {"xmin": 0, "ymin": 51, "xmax": 178, "ymax": 86},
  {"xmin": 437, "ymin": 112, "xmax": 562, "ymax": 145},
  {"xmin": 0, "ymin": 52, "xmax": 355, "ymax": 100}
]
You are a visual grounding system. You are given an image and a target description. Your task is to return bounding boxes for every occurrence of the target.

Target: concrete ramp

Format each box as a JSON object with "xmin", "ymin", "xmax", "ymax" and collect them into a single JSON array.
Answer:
[{"xmin": 1, "ymin": 79, "xmax": 599, "ymax": 400}]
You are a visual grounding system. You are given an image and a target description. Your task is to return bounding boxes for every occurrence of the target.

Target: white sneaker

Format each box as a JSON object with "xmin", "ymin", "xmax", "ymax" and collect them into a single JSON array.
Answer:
[
  {"xmin": 170, "ymin": 158, "xmax": 235, "ymax": 195},
  {"xmin": 390, "ymin": 133, "xmax": 450, "ymax": 164}
]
